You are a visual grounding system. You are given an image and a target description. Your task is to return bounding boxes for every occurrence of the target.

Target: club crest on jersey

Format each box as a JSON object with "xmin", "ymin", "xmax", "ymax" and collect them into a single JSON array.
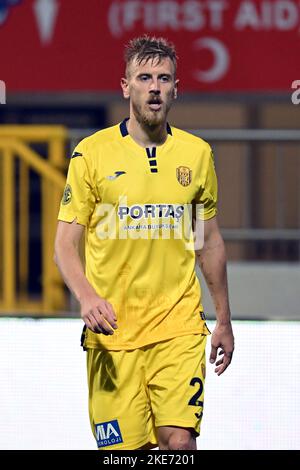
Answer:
[
  {"xmin": 95, "ymin": 420, "xmax": 123, "ymax": 448},
  {"xmin": 61, "ymin": 184, "xmax": 72, "ymax": 205},
  {"xmin": 176, "ymin": 166, "xmax": 192, "ymax": 186}
]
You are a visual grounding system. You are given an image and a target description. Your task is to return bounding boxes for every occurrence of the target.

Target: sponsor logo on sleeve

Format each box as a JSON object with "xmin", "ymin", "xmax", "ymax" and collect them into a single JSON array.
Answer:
[{"xmin": 61, "ymin": 184, "xmax": 72, "ymax": 205}]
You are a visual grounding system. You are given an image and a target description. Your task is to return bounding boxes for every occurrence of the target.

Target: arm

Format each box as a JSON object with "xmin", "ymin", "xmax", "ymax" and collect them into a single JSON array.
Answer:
[
  {"xmin": 54, "ymin": 220, "xmax": 117, "ymax": 335},
  {"xmin": 195, "ymin": 216, "xmax": 234, "ymax": 375}
]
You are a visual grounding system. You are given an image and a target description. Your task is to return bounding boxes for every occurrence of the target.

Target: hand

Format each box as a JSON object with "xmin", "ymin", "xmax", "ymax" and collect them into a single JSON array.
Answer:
[
  {"xmin": 209, "ymin": 322, "xmax": 234, "ymax": 375},
  {"xmin": 80, "ymin": 293, "xmax": 117, "ymax": 335}
]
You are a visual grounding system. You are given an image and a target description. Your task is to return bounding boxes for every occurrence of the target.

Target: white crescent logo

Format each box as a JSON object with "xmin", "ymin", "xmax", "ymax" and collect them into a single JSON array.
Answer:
[{"xmin": 193, "ymin": 37, "xmax": 230, "ymax": 83}]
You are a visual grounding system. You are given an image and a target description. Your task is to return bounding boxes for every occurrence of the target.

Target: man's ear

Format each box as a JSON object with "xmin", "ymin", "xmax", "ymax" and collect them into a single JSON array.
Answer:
[
  {"xmin": 121, "ymin": 77, "xmax": 130, "ymax": 99},
  {"xmin": 173, "ymin": 79, "xmax": 179, "ymax": 99}
]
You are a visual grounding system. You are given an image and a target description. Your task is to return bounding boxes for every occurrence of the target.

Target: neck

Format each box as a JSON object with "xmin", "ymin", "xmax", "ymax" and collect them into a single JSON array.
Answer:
[{"xmin": 127, "ymin": 115, "xmax": 168, "ymax": 148}]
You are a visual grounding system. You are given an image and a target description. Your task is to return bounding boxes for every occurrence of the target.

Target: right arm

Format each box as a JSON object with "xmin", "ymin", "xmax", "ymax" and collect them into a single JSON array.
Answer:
[{"xmin": 54, "ymin": 219, "xmax": 117, "ymax": 335}]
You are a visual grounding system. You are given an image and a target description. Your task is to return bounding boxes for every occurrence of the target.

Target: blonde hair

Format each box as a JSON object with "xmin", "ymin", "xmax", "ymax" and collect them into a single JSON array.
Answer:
[{"xmin": 124, "ymin": 35, "xmax": 177, "ymax": 77}]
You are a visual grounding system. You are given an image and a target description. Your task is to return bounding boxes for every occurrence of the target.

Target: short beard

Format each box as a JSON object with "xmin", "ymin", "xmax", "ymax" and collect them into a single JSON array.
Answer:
[{"xmin": 132, "ymin": 100, "xmax": 171, "ymax": 130}]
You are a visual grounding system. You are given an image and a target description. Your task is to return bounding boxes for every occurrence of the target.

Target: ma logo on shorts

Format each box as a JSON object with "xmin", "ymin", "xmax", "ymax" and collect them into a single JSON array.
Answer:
[{"xmin": 95, "ymin": 419, "xmax": 123, "ymax": 448}]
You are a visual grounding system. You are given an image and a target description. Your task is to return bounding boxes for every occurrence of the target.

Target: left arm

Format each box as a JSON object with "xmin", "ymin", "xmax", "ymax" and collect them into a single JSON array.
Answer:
[{"xmin": 195, "ymin": 216, "xmax": 234, "ymax": 375}]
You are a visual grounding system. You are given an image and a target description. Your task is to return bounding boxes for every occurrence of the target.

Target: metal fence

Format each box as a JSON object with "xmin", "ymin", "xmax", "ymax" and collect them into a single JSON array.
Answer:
[{"xmin": 1, "ymin": 126, "xmax": 299, "ymax": 314}]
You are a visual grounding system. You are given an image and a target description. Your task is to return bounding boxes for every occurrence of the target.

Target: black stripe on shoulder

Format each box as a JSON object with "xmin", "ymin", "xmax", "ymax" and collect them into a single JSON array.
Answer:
[{"xmin": 119, "ymin": 118, "xmax": 129, "ymax": 137}]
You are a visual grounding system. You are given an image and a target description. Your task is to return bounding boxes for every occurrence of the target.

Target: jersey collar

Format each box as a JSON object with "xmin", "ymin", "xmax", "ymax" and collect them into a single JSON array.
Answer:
[{"xmin": 119, "ymin": 118, "xmax": 172, "ymax": 138}]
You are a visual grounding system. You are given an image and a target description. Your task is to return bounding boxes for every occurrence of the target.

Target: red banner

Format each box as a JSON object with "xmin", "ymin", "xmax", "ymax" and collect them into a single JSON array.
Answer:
[{"xmin": 1, "ymin": 0, "xmax": 299, "ymax": 92}]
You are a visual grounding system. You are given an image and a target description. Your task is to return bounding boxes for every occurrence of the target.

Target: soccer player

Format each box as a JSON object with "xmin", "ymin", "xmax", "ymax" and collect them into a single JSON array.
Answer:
[{"xmin": 54, "ymin": 36, "xmax": 234, "ymax": 450}]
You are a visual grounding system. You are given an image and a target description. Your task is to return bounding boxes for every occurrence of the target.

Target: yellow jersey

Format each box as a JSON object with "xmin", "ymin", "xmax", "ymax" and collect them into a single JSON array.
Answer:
[{"xmin": 58, "ymin": 119, "xmax": 217, "ymax": 350}]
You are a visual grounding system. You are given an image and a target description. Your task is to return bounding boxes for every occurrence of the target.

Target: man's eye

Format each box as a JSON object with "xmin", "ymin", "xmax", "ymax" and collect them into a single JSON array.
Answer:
[
  {"xmin": 160, "ymin": 76, "xmax": 171, "ymax": 82},
  {"xmin": 140, "ymin": 75, "xmax": 150, "ymax": 81}
]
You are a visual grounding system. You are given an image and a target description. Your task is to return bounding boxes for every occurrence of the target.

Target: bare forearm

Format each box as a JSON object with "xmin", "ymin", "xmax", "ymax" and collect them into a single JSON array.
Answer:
[
  {"xmin": 54, "ymin": 221, "xmax": 117, "ymax": 334},
  {"xmin": 54, "ymin": 242, "xmax": 96, "ymax": 302},
  {"xmin": 197, "ymin": 233, "xmax": 231, "ymax": 324}
]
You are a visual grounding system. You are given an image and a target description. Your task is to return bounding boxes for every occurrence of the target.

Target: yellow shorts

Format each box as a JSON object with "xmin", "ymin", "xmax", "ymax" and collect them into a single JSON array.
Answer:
[{"xmin": 86, "ymin": 333, "xmax": 207, "ymax": 450}]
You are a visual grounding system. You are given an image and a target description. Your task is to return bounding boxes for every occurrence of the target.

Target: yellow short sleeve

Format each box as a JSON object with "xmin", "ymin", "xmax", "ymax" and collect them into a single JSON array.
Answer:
[
  {"xmin": 195, "ymin": 146, "xmax": 218, "ymax": 221},
  {"xmin": 58, "ymin": 143, "xmax": 97, "ymax": 226}
]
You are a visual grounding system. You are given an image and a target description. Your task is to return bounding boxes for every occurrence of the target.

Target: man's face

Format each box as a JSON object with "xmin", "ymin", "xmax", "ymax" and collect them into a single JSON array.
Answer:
[{"xmin": 121, "ymin": 56, "xmax": 178, "ymax": 127}]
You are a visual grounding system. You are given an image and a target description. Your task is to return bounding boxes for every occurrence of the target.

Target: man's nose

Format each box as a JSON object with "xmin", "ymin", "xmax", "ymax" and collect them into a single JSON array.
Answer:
[{"xmin": 149, "ymin": 78, "xmax": 160, "ymax": 93}]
